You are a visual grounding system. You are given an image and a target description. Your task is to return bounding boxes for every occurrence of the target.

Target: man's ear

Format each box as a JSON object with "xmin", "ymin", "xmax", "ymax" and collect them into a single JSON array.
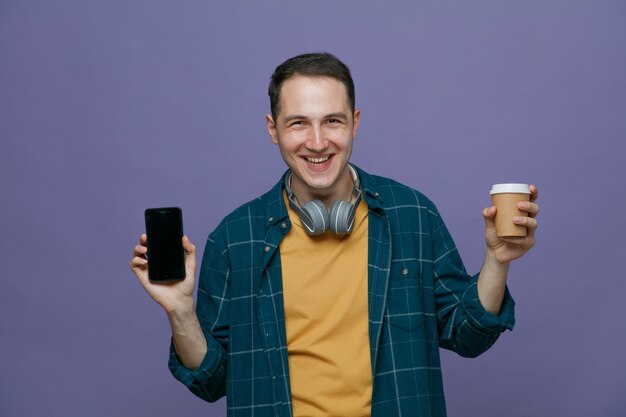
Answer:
[
  {"xmin": 266, "ymin": 113, "xmax": 279, "ymax": 144},
  {"xmin": 352, "ymin": 108, "xmax": 361, "ymax": 139}
]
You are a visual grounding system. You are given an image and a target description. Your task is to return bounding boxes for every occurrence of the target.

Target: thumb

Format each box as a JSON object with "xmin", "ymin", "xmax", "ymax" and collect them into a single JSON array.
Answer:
[
  {"xmin": 182, "ymin": 236, "xmax": 196, "ymax": 268},
  {"xmin": 483, "ymin": 206, "xmax": 497, "ymax": 231}
]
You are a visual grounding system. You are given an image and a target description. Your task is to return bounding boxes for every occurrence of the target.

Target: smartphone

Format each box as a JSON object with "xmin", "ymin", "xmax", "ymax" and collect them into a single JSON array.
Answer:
[{"xmin": 144, "ymin": 207, "xmax": 185, "ymax": 282}]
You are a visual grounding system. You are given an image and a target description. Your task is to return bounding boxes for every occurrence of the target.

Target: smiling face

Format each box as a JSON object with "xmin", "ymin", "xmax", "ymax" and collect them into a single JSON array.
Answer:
[{"xmin": 266, "ymin": 75, "xmax": 360, "ymax": 206}]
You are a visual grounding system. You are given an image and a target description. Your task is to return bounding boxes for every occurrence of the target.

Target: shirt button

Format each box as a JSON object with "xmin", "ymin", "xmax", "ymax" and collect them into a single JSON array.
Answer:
[
  {"xmin": 264, "ymin": 246, "xmax": 270, "ymax": 253},
  {"xmin": 402, "ymin": 267, "xmax": 409, "ymax": 276},
  {"xmin": 281, "ymin": 222, "xmax": 287, "ymax": 229},
  {"xmin": 268, "ymin": 217, "xmax": 274, "ymax": 222},
  {"xmin": 375, "ymin": 192, "xmax": 380, "ymax": 197}
]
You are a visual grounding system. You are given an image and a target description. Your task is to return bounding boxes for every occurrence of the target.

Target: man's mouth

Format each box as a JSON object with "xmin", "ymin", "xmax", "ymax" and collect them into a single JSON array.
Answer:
[{"xmin": 302, "ymin": 155, "xmax": 332, "ymax": 166}]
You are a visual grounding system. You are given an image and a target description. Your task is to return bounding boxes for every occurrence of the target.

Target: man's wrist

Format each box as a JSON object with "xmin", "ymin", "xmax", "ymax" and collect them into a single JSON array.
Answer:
[
  {"xmin": 484, "ymin": 248, "xmax": 511, "ymax": 271},
  {"xmin": 165, "ymin": 296, "xmax": 196, "ymax": 320}
]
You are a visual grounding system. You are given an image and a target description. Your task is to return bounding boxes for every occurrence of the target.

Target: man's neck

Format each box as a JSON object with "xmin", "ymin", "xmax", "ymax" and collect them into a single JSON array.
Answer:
[{"xmin": 291, "ymin": 167, "xmax": 354, "ymax": 209}]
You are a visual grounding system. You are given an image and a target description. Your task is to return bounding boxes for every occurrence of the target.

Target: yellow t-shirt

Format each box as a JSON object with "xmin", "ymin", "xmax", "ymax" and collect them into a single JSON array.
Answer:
[{"xmin": 280, "ymin": 193, "xmax": 372, "ymax": 417}]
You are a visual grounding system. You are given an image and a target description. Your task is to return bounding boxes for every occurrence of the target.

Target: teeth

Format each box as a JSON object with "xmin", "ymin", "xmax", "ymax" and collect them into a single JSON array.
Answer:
[{"xmin": 305, "ymin": 156, "xmax": 330, "ymax": 163}]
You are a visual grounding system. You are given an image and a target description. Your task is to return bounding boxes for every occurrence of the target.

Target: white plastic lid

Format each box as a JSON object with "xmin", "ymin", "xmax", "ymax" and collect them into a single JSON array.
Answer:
[{"xmin": 490, "ymin": 183, "xmax": 531, "ymax": 195}]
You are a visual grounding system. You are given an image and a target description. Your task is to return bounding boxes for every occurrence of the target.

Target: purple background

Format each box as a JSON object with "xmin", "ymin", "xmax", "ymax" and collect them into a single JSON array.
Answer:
[{"xmin": 1, "ymin": 1, "xmax": 625, "ymax": 416}]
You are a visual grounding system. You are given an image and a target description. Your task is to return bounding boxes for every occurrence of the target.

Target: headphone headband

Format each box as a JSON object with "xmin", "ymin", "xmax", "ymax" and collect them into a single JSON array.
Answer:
[{"xmin": 284, "ymin": 165, "xmax": 362, "ymax": 236}]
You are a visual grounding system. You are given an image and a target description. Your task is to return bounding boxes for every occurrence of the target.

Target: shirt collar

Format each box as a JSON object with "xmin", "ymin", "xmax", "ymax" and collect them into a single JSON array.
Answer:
[
  {"xmin": 265, "ymin": 171, "xmax": 290, "ymax": 227},
  {"xmin": 353, "ymin": 165, "xmax": 385, "ymax": 210}
]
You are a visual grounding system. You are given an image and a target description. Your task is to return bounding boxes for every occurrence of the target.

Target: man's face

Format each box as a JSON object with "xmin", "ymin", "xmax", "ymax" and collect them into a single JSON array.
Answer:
[{"xmin": 266, "ymin": 75, "xmax": 360, "ymax": 203}]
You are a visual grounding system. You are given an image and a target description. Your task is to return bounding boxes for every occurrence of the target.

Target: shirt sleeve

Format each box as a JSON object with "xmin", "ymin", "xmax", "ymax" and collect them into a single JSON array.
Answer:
[
  {"xmin": 430, "ymin": 207, "xmax": 515, "ymax": 358},
  {"xmin": 168, "ymin": 230, "xmax": 230, "ymax": 401}
]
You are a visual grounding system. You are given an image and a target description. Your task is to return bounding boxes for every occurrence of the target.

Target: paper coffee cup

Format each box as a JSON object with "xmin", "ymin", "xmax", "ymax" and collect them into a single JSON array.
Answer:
[{"xmin": 490, "ymin": 183, "xmax": 531, "ymax": 237}]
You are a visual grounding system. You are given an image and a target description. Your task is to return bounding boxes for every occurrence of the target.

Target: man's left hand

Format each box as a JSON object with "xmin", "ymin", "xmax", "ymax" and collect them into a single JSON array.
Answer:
[{"xmin": 482, "ymin": 185, "xmax": 540, "ymax": 265}]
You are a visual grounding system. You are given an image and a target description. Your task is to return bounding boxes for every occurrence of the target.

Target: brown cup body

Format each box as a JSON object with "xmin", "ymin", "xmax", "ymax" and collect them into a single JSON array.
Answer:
[{"xmin": 491, "ymin": 193, "xmax": 530, "ymax": 237}]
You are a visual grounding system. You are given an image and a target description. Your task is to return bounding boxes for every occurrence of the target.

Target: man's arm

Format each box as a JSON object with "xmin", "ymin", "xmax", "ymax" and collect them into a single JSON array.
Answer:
[
  {"xmin": 167, "ymin": 301, "xmax": 207, "ymax": 370},
  {"xmin": 130, "ymin": 234, "xmax": 207, "ymax": 369},
  {"xmin": 477, "ymin": 185, "xmax": 540, "ymax": 314}
]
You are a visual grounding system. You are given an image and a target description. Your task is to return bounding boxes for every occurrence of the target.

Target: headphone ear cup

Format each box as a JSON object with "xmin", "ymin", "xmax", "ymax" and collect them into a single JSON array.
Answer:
[
  {"xmin": 301, "ymin": 200, "xmax": 330, "ymax": 235},
  {"xmin": 329, "ymin": 200, "xmax": 356, "ymax": 236}
]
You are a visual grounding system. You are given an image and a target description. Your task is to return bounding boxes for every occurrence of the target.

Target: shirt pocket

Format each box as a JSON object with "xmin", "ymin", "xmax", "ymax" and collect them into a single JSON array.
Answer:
[{"xmin": 386, "ymin": 261, "xmax": 425, "ymax": 332}]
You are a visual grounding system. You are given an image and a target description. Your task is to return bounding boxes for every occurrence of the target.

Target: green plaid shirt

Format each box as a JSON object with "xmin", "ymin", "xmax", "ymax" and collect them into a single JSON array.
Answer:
[{"xmin": 169, "ymin": 165, "xmax": 515, "ymax": 417}]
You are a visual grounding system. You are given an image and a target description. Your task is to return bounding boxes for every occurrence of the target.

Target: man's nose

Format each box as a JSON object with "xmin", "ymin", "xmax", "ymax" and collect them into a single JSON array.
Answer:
[{"xmin": 306, "ymin": 125, "xmax": 328, "ymax": 152}]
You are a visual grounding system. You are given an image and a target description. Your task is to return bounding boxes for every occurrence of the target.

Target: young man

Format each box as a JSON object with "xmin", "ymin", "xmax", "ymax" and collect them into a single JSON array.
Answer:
[{"xmin": 130, "ymin": 52, "xmax": 540, "ymax": 417}]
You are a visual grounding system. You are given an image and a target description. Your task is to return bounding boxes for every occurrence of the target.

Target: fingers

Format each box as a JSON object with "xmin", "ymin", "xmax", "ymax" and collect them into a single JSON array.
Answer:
[
  {"xmin": 130, "ymin": 234, "xmax": 148, "ymax": 272},
  {"xmin": 529, "ymin": 184, "xmax": 538, "ymax": 202},
  {"xmin": 497, "ymin": 236, "xmax": 526, "ymax": 245},
  {"xmin": 133, "ymin": 234, "xmax": 148, "ymax": 259},
  {"xmin": 513, "ymin": 215, "xmax": 538, "ymax": 230},
  {"xmin": 130, "ymin": 255, "xmax": 148, "ymax": 269},
  {"xmin": 129, "ymin": 247, "xmax": 148, "ymax": 273},
  {"xmin": 499, "ymin": 234, "xmax": 536, "ymax": 250},
  {"xmin": 134, "ymin": 242, "xmax": 147, "ymax": 256},
  {"xmin": 513, "ymin": 215, "xmax": 538, "ymax": 243},
  {"xmin": 517, "ymin": 200, "xmax": 540, "ymax": 218}
]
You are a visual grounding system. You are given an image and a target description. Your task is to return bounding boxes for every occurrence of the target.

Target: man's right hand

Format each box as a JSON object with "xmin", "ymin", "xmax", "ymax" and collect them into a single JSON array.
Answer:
[
  {"xmin": 129, "ymin": 233, "xmax": 197, "ymax": 314},
  {"xmin": 130, "ymin": 234, "xmax": 208, "ymax": 370}
]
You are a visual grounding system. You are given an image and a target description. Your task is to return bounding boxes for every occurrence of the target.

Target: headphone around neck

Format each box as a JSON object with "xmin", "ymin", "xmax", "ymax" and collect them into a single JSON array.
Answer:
[{"xmin": 284, "ymin": 165, "xmax": 362, "ymax": 237}]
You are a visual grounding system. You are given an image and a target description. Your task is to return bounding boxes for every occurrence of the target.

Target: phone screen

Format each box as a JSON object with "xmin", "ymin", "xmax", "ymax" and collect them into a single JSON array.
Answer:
[{"xmin": 144, "ymin": 207, "xmax": 185, "ymax": 282}]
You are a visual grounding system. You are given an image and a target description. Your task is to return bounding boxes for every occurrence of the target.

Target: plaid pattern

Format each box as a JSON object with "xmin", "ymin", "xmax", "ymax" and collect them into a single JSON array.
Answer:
[{"xmin": 169, "ymin": 166, "xmax": 515, "ymax": 417}]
